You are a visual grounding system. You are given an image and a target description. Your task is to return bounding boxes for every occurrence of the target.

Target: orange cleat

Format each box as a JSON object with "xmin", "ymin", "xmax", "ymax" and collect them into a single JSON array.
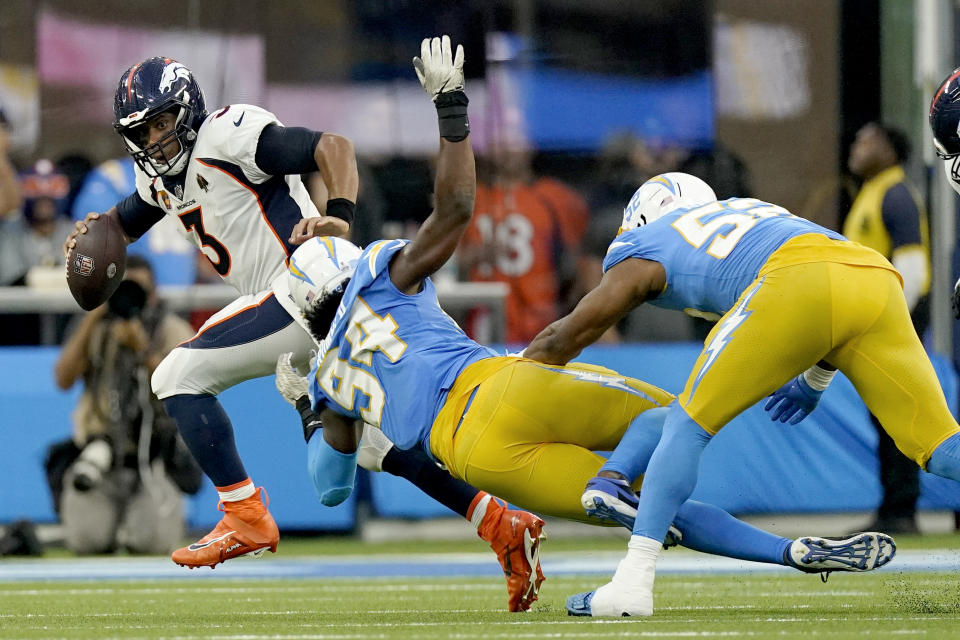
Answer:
[
  {"xmin": 477, "ymin": 499, "xmax": 546, "ymax": 612},
  {"xmin": 172, "ymin": 487, "xmax": 279, "ymax": 569}
]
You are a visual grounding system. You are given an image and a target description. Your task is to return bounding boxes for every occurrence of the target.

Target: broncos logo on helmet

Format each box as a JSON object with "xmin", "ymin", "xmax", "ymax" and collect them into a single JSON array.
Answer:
[{"xmin": 158, "ymin": 62, "xmax": 191, "ymax": 94}]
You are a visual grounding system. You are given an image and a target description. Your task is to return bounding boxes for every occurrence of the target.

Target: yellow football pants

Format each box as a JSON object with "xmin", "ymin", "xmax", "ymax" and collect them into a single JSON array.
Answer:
[
  {"xmin": 429, "ymin": 359, "xmax": 674, "ymax": 522},
  {"xmin": 680, "ymin": 261, "xmax": 959, "ymax": 466}
]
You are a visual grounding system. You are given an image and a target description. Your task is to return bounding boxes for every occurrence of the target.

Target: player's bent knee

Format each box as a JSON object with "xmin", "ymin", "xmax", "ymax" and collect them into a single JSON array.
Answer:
[{"xmin": 151, "ymin": 347, "xmax": 220, "ymax": 399}]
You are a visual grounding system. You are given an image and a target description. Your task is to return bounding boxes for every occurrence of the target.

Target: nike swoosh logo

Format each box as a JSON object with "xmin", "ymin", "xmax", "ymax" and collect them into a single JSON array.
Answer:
[
  {"xmin": 608, "ymin": 241, "xmax": 631, "ymax": 251},
  {"xmin": 187, "ymin": 530, "xmax": 237, "ymax": 551},
  {"xmin": 233, "ymin": 112, "xmax": 245, "ymax": 127}
]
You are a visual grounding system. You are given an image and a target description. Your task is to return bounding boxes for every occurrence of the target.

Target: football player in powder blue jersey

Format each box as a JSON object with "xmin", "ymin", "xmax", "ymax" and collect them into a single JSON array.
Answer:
[{"xmin": 525, "ymin": 172, "xmax": 960, "ymax": 617}]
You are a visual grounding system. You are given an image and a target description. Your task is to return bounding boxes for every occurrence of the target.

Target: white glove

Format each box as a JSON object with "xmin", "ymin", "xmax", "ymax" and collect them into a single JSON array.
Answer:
[
  {"xmin": 275, "ymin": 352, "xmax": 309, "ymax": 407},
  {"xmin": 356, "ymin": 423, "xmax": 395, "ymax": 472},
  {"xmin": 413, "ymin": 35, "xmax": 465, "ymax": 101}
]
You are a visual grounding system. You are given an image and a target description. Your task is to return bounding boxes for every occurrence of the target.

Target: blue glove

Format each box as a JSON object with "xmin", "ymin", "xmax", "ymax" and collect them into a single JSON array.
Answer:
[{"xmin": 764, "ymin": 375, "xmax": 823, "ymax": 425}]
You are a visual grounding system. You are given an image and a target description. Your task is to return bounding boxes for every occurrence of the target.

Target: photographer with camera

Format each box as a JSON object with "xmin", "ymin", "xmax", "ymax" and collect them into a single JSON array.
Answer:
[{"xmin": 51, "ymin": 255, "xmax": 202, "ymax": 555}]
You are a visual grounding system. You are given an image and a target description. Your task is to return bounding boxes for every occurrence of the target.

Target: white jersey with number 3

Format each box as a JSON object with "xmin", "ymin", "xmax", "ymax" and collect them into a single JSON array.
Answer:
[{"xmin": 132, "ymin": 104, "xmax": 320, "ymax": 296}]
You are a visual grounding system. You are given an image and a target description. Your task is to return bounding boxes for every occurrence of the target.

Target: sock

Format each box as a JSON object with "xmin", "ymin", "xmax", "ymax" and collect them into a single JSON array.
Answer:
[
  {"xmin": 927, "ymin": 432, "xmax": 960, "ymax": 481},
  {"xmin": 162, "ymin": 393, "xmax": 248, "ymax": 487},
  {"xmin": 611, "ymin": 535, "xmax": 661, "ymax": 586},
  {"xmin": 601, "ymin": 406, "xmax": 669, "ymax": 480},
  {"xmin": 472, "ymin": 494, "xmax": 509, "ymax": 542},
  {"xmin": 381, "ymin": 447, "xmax": 478, "ymax": 518},
  {"xmin": 674, "ymin": 499, "xmax": 792, "ymax": 565},
  {"xmin": 633, "ymin": 404, "xmax": 711, "ymax": 541},
  {"xmin": 467, "ymin": 492, "xmax": 493, "ymax": 530},
  {"xmin": 217, "ymin": 478, "xmax": 256, "ymax": 503}
]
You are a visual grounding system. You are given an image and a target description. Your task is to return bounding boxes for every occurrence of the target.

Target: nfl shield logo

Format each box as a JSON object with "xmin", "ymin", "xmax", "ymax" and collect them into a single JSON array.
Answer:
[{"xmin": 74, "ymin": 253, "xmax": 94, "ymax": 276}]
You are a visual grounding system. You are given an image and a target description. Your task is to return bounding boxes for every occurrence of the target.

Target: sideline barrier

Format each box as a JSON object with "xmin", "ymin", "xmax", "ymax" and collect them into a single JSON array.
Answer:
[{"xmin": 2, "ymin": 344, "xmax": 958, "ymax": 529}]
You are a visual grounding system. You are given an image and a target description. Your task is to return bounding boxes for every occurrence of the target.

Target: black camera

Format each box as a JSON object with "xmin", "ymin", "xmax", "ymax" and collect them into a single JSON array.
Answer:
[{"xmin": 107, "ymin": 279, "xmax": 147, "ymax": 319}]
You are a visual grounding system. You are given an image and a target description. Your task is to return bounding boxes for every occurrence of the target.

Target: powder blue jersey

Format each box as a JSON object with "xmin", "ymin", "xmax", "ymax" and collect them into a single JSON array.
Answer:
[
  {"xmin": 602, "ymin": 197, "xmax": 845, "ymax": 316},
  {"xmin": 308, "ymin": 239, "xmax": 498, "ymax": 450}
]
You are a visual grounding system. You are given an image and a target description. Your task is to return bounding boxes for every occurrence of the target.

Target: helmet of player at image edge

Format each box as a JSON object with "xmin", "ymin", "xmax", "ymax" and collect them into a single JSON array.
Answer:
[
  {"xmin": 929, "ymin": 67, "xmax": 960, "ymax": 194},
  {"xmin": 113, "ymin": 56, "xmax": 208, "ymax": 178},
  {"xmin": 287, "ymin": 237, "xmax": 364, "ymax": 313},
  {"xmin": 620, "ymin": 172, "xmax": 717, "ymax": 234}
]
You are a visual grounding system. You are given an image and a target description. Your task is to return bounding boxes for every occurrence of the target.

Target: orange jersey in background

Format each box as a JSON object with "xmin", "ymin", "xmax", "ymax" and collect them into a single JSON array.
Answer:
[{"xmin": 460, "ymin": 178, "xmax": 588, "ymax": 343}]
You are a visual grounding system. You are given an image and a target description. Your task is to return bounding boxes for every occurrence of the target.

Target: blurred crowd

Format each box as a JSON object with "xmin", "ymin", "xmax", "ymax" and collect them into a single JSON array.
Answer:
[
  {"xmin": 0, "ymin": 106, "xmax": 927, "ymax": 361},
  {"xmin": 0, "ymin": 112, "xmax": 753, "ymax": 348}
]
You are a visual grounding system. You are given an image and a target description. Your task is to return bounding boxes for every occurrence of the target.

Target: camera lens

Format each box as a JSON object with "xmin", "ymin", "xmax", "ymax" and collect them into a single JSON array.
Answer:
[
  {"xmin": 71, "ymin": 440, "xmax": 112, "ymax": 492},
  {"xmin": 107, "ymin": 279, "xmax": 147, "ymax": 319}
]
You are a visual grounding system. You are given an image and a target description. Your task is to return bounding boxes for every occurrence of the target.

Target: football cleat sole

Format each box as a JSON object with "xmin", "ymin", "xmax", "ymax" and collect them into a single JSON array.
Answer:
[
  {"xmin": 520, "ymin": 527, "xmax": 546, "ymax": 607},
  {"xmin": 790, "ymin": 532, "xmax": 896, "ymax": 574},
  {"xmin": 174, "ymin": 545, "xmax": 275, "ymax": 570},
  {"xmin": 582, "ymin": 493, "xmax": 636, "ymax": 529}
]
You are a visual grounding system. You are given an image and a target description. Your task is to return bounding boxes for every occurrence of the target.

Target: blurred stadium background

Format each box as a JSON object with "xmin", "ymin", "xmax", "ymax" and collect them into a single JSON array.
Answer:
[{"xmin": 2, "ymin": 0, "xmax": 960, "ymax": 550}]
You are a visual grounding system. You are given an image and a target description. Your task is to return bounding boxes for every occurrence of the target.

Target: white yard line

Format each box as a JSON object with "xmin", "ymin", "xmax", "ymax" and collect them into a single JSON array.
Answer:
[{"xmin": 0, "ymin": 549, "xmax": 953, "ymax": 582}]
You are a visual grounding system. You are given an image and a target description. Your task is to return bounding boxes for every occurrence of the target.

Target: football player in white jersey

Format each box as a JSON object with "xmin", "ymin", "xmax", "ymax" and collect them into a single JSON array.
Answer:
[
  {"xmin": 63, "ymin": 55, "xmax": 356, "ymax": 567},
  {"xmin": 62, "ymin": 56, "xmax": 546, "ymax": 585}
]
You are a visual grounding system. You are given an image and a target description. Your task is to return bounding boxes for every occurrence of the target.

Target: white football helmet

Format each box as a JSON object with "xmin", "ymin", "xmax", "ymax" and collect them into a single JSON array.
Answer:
[
  {"xmin": 287, "ymin": 236, "xmax": 363, "ymax": 312},
  {"xmin": 620, "ymin": 172, "xmax": 717, "ymax": 234}
]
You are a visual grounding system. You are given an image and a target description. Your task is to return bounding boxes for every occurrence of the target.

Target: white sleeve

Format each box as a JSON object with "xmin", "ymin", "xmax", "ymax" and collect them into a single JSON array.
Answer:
[
  {"xmin": 356, "ymin": 423, "xmax": 395, "ymax": 472},
  {"xmin": 891, "ymin": 247, "xmax": 928, "ymax": 311},
  {"xmin": 203, "ymin": 104, "xmax": 281, "ymax": 184}
]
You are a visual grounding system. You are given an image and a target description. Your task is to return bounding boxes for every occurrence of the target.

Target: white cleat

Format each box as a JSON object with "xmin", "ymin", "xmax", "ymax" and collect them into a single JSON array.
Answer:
[
  {"xmin": 566, "ymin": 580, "xmax": 653, "ymax": 617},
  {"xmin": 567, "ymin": 552, "xmax": 656, "ymax": 617}
]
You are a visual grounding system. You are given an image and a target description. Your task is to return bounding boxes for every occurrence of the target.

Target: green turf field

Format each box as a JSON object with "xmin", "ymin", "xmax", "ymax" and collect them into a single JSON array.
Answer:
[{"xmin": 3, "ymin": 535, "xmax": 960, "ymax": 639}]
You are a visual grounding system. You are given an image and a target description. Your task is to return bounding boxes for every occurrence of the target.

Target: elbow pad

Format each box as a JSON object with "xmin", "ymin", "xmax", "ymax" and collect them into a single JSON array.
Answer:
[{"xmin": 307, "ymin": 435, "xmax": 358, "ymax": 506}]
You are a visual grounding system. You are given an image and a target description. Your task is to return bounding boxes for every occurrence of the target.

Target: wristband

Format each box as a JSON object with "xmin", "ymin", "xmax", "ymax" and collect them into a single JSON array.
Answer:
[
  {"xmin": 325, "ymin": 198, "xmax": 355, "ymax": 225},
  {"xmin": 434, "ymin": 90, "xmax": 470, "ymax": 142},
  {"xmin": 297, "ymin": 395, "xmax": 323, "ymax": 442},
  {"xmin": 802, "ymin": 365, "xmax": 836, "ymax": 391}
]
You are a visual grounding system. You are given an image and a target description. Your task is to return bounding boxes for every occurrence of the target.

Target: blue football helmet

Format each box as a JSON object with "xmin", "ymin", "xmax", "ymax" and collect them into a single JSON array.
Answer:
[
  {"xmin": 113, "ymin": 57, "xmax": 207, "ymax": 177},
  {"xmin": 930, "ymin": 67, "xmax": 960, "ymax": 186}
]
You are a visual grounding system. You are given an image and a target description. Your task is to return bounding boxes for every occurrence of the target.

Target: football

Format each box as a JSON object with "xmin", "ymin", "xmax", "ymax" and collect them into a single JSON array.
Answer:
[{"xmin": 65, "ymin": 212, "xmax": 128, "ymax": 311}]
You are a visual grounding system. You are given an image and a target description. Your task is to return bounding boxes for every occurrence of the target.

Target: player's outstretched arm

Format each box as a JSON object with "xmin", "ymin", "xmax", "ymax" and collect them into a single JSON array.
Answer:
[
  {"xmin": 287, "ymin": 132, "xmax": 358, "ymax": 243},
  {"xmin": 275, "ymin": 353, "xmax": 362, "ymax": 506},
  {"xmin": 305, "ymin": 407, "xmax": 361, "ymax": 506},
  {"xmin": 314, "ymin": 133, "xmax": 359, "ymax": 207},
  {"xmin": 390, "ymin": 35, "xmax": 475, "ymax": 294},
  {"xmin": 525, "ymin": 257, "xmax": 665, "ymax": 365}
]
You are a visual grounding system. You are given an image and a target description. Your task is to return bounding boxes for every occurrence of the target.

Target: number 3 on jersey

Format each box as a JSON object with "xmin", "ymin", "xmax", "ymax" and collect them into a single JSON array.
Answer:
[
  {"xmin": 671, "ymin": 198, "xmax": 794, "ymax": 259},
  {"xmin": 178, "ymin": 207, "xmax": 231, "ymax": 275}
]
